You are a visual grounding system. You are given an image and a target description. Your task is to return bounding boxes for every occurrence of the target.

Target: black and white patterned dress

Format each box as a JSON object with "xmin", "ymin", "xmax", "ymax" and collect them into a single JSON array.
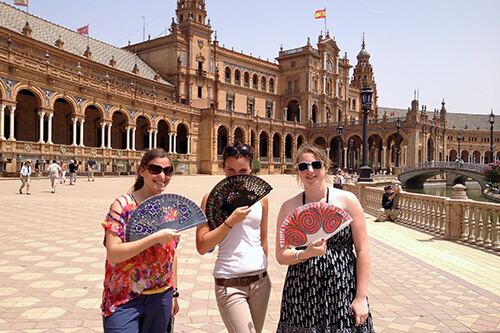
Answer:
[{"xmin": 277, "ymin": 224, "xmax": 375, "ymax": 332}]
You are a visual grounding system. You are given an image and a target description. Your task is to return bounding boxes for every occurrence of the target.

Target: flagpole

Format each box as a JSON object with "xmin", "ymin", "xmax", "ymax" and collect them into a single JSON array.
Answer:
[{"xmin": 324, "ymin": 7, "xmax": 327, "ymax": 35}]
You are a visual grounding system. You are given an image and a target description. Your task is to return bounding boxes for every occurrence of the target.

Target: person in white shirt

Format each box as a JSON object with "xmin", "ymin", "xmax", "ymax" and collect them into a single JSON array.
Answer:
[
  {"xmin": 19, "ymin": 160, "xmax": 32, "ymax": 195},
  {"xmin": 46, "ymin": 159, "xmax": 62, "ymax": 193},
  {"xmin": 196, "ymin": 142, "xmax": 271, "ymax": 333}
]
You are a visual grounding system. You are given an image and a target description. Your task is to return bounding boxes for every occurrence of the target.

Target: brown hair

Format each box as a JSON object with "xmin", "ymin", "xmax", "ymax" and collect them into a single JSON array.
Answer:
[
  {"xmin": 222, "ymin": 141, "xmax": 254, "ymax": 168},
  {"xmin": 131, "ymin": 148, "xmax": 173, "ymax": 192},
  {"xmin": 294, "ymin": 144, "xmax": 332, "ymax": 185},
  {"xmin": 294, "ymin": 144, "xmax": 330, "ymax": 169}
]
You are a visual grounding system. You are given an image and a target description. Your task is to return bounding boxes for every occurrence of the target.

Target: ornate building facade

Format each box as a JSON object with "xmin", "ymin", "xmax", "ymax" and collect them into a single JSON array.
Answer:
[{"xmin": 0, "ymin": 0, "xmax": 497, "ymax": 175}]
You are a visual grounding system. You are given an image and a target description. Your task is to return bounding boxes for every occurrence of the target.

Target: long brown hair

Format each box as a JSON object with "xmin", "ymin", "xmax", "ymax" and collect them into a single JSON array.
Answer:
[{"xmin": 131, "ymin": 148, "xmax": 173, "ymax": 191}]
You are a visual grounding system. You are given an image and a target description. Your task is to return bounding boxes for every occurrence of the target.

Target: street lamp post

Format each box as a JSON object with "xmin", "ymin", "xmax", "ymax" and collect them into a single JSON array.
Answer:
[
  {"xmin": 457, "ymin": 133, "xmax": 462, "ymax": 161},
  {"xmin": 395, "ymin": 118, "xmax": 401, "ymax": 168},
  {"xmin": 348, "ymin": 138, "xmax": 354, "ymax": 174},
  {"xmin": 359, "ymin": 86, "xmax": 373, "ymax": 181},
  {"xmin": 489, "ymin": 109, "xmax": 495, "ymax": 164},
  {"xmin": 337, "ymin": 123, "xmax": 343, "ymax": 168}
]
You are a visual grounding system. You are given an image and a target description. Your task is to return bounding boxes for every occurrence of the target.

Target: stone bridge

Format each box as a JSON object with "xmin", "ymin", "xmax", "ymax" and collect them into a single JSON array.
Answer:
[{"xmin": 399, "ymin": 161, "xmax": 487, "ymax": 190}]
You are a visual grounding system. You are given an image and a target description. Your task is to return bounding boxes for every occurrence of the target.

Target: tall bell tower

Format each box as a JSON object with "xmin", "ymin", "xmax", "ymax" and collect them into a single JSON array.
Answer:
[{"xmin": 351, "ymin": 35, "xmax": 378, "ymax": 117}]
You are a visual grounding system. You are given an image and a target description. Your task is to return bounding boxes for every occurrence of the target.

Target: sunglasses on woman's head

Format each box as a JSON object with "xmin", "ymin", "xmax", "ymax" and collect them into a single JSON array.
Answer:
[
  {"xmin": 147, "ymin": 164, "xmax": 174, "ymax": 176},
  {"xmin": 297, "ymin": 160, "xmax": 323, "ymax": 172},
  {"xmin": 223, "ymin": 145, "xmax": 252, "ymax": 158}
]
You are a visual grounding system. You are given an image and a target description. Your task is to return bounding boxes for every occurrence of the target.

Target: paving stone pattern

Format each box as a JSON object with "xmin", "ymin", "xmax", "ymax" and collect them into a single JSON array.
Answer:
[{"xmin": 1, "ymin": 175, "xmax": 500, "ymax": 332}]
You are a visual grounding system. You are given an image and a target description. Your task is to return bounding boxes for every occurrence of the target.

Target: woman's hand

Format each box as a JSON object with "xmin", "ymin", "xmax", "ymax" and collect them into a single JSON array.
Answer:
[
  {"xmin": 171, "ymin": 297, "xmax": 179, "ymax": 317},
  {"xmin": 350, "ymin": 297, "xmax": 369, "ymax": 327},
  {"xmin": 303, "ymin": 238, "xmax": 327, "ymax": 259},
  {"xmin": 225, "ymin": 206, "xmax": 251, "ymax": 228},
  {"xmin": 153, "ymin": 229, "xmax": 181, "ymax": 244}
]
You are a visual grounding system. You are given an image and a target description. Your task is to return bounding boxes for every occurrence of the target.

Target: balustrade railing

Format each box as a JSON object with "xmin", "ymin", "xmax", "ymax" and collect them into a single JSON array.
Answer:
[{"xmin": 346, "ymin": 184, "xmax": 500, "ymax": 252}]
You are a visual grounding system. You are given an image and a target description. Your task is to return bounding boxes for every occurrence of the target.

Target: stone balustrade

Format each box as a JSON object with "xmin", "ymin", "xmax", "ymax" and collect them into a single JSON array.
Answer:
[{"xmin": 344, "ymin": 182, "xmax": 500, "ymax": 251}]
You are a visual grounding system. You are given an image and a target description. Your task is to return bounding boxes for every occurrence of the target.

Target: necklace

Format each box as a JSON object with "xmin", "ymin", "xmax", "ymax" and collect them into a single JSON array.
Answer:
[{"xmin": 302, "ymin": 187, "xmax": 329, "ymax": 205}]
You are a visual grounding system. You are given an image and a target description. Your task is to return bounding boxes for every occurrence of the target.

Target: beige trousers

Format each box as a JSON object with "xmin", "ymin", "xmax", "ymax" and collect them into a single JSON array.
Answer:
[
  {"xmin": 377, "ymin": 207, "xmax": 400, "ymax": 221},
  {"xmin": 215, "ymin": 274, "xmax": 271, "ymax": 333},
  {"xmin": 20, "ymin": 176, "xmax": 30, "ymax": 192}
]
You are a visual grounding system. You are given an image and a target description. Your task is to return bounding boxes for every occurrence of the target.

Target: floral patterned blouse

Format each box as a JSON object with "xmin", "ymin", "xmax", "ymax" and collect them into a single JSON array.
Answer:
[{"xmin": 101, "ymin": 193, "xmax": 178, "ymax": 317}]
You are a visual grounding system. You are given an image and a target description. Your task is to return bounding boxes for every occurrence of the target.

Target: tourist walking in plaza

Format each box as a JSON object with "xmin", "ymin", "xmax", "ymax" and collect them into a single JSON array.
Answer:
[
  {"xmin": 34, "ymin": 160, "xmax": 40, "ymax": 180},
  {"xmin": 46, "ymin": 159, "xmax": 61, "ymax": 193},
  {"xmin": 19, "ymin": 160, "xmax": 32, "ymax": 195},
  {"xmin": 196, "ymin": 142, "xmax": 271, "ymax": 333},
  {"xmin": 275, "ymin": 144, "xmax": 375, "ymax": 332},
  {"xmin": 88, "ymin": 163, "xmax": 95, "ymax": 182},
  {"xmin": 68, "ymin": 160, "xmax": 76, "ymax": 185},
  {"xmin": 59, "ymin": 161, "xmax": 66, "ymax": 184},
  {"xmin": 101, "ymin": 148, "xmax": 180, "ymax": 333}
]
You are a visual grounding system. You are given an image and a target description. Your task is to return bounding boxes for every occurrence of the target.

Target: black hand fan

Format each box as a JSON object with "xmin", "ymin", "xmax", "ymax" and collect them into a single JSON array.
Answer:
[
  {"xmin": 125, "ymin": 193, "xmax": 207, "ymax": 242},
  {"xmin": 205, "ymin": 174, "xmax": 273, "ymax": 230}
]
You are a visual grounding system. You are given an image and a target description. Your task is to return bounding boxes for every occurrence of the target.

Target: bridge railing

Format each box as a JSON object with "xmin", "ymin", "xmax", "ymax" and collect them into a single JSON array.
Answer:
[
  {"xmin": 401, "ymin": 162, "xmax": 486, "ymax": 173},
  {"xmin": 345, "ymin": 183, "xmax": 500, "ymax": 252}
]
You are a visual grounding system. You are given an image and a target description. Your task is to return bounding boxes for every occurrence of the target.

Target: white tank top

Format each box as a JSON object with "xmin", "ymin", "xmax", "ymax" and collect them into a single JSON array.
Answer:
[{"xmin": 213, "ymin": 201, "xmax": 268, "ymax": 278}]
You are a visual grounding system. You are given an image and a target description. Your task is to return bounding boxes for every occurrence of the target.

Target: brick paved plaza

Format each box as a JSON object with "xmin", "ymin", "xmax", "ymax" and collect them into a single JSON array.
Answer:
[{"xmin": 1, "ymin": 175, "xmax": 500, "ymax": 332}]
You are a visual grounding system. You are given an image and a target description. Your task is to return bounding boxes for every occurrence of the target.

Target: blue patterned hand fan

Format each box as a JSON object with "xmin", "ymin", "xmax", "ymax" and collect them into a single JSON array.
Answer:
[
  {"xmin": 280, "ymin": 202, "xmax": 353, "ymax": 249},
  {"xmin": 125, "ymin": 193, "xmax": 207, "ymax": 242},
  {"xmin": 205, "ymin": 175, "xmax": 273, "ymax": 230}
]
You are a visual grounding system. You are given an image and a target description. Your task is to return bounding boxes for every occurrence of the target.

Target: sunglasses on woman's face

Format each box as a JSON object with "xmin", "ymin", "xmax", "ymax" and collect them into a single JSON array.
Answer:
[
  {"xmin": 223, "ymin": 145, "xmax": 252, "ymax": 158},
  {"xmin": 147, "ymin": 164, "xmax": 174, "ymax": 176},
  {"xmin": 296, "ymin": 160, "xmax": 323, "ymax": 172}
]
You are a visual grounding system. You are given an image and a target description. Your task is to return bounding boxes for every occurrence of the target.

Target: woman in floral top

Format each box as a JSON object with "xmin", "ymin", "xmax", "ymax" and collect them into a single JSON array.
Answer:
[{"xmin": 101, "ymin": 148, "xmax": 181, "ymax": 333}]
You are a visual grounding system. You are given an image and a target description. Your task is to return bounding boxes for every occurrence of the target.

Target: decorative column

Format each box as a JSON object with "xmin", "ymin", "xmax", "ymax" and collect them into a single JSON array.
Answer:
[
  {"xmin": 79, "ymin": 119, "xmax": 85, "ymax": 147},
  {"xmin": 8, "ymin": 107, "xmax": 16, "ymax": 141},
  {"xmin": 148, "ymin": 130, "xmax": 153, "ymax": 149},
  {"xmin": 100, "ymin": 122, "xmax": 106, "ymax": 148},
  {"xmin": 382, "ymin": 146, "xmax": 387, "ymax": 170},
  {"xmin": 0, "ymin": 104, "xmax": 5, "ymax": 140},
  {"xmin": 126, "ymin": 126, "xmax": 130, "ymax": 150},
  {"xmin": 187, "ymin": 135, "xmax": 191, "ymax": 154},
  {"xmin": 72, "ymin": 117, "xmax": 78, "ymax": 146},
  {"xmin": 38, "ymin": 111, "xmax": 45, "ymax": 143},
  {"xmin": 47, "ymin": 113, "xmax": 53, "ymax": 144},
  {"xmin": 132, "ymin": 127, "xmax": 136, "ymax": 151},
  {"xmin": 173, "ymin": 133, "xmax": 177, "ymax": 153},
  {"xmin": 107, "ymin": 123, "xmax": 112, "ymax": 149},
  {"xmin": 168, "ymin": 133, "xmax": 173, "ymax": 153},
  {"xmin": 153, "ymin": 130, "xmax": 158, "ymax": 148}
]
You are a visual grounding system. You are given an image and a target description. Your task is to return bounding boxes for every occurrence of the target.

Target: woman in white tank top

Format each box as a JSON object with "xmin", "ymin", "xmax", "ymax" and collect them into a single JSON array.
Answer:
[{"xmin": 196, "ymin": 142, "xmax": 271, "ymax": 333}]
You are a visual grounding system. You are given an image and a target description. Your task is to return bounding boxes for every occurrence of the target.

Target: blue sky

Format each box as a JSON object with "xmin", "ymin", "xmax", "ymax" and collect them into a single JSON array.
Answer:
[{"xmin": 12, "ymin": 0, "xmax": 500, "ymax": 117}]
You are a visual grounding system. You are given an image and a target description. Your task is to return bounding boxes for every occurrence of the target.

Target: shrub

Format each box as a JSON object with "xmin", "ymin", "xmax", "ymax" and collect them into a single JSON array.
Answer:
[
  {"xmin": 483, "ymin": 161, "xmax": 500, "ymax": 188},
  {"xmin": 252, "ymin": 158, "xmax": 261, "ymax": 174}
]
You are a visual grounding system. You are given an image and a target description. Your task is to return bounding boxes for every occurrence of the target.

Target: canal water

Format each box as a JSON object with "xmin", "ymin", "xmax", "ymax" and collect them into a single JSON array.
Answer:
[{"xmin": 404, "ymin": 181, "xmax": 490, "ymax": 202}]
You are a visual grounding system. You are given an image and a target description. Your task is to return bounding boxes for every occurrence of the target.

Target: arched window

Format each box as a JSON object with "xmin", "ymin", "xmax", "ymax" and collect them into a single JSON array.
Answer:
[
  {"xmin": 234, "ymin": 69, "xmax": 241, "ymax": 85},
  {"xmin": 225, "ymin": 67, "xmax": 231, "ymax": 83},
  {"xmin": 269, "ymin": 78, "xmax": 275, "ymax": 93},
  {"xmin": 244, "ymin": 72, "xmax": 250, "ymax": 87},
  {"xmin": 261, "ymin": 76, "xmax": 266, "ymax": 91},
  {"xmin": 252, "ymin": 74, "xmax": 258, "ymax": 89}
]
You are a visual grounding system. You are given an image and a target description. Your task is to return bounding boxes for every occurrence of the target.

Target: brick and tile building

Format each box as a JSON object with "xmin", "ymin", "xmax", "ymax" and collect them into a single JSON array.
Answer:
[{"xmin": 0, "ymin": 0, "xmax": 497, "ymax": 175}]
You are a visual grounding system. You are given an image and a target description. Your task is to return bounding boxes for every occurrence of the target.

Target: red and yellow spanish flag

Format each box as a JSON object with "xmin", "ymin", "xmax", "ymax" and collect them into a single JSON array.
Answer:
[
  {"xmin": 315, "ymin": 8, "xmax": 326, "ymax": 19},
  {"xmin": 14, "ymin": 0, "xmax": 28, "ymax": 6},
  {"xmin": 77, "ymin": 24, "xmax": 89, "ymax": 35}
]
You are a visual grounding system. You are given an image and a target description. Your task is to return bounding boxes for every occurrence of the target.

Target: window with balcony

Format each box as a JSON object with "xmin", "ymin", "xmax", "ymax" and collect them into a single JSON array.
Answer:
[
  {"xmin": 244, "ymin": 72, "xmax": 250, "ymax": 87},
  {"xmin": 234, "ymin": 69, "xmax": 241, "ymax": 85}
]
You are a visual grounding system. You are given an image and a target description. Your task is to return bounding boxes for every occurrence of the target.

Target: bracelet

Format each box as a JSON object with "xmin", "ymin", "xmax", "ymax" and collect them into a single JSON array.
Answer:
[
  {"xmin": 294, "ymin": 250, "xmax": 306, "ymax": 263},
  {"xmin": 223, "ymin": 221, "xmax": 232, "ymax": 229},
  {"xmin": 172, "ymin": 288, "xmax": 179, "ymax": 298}
]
